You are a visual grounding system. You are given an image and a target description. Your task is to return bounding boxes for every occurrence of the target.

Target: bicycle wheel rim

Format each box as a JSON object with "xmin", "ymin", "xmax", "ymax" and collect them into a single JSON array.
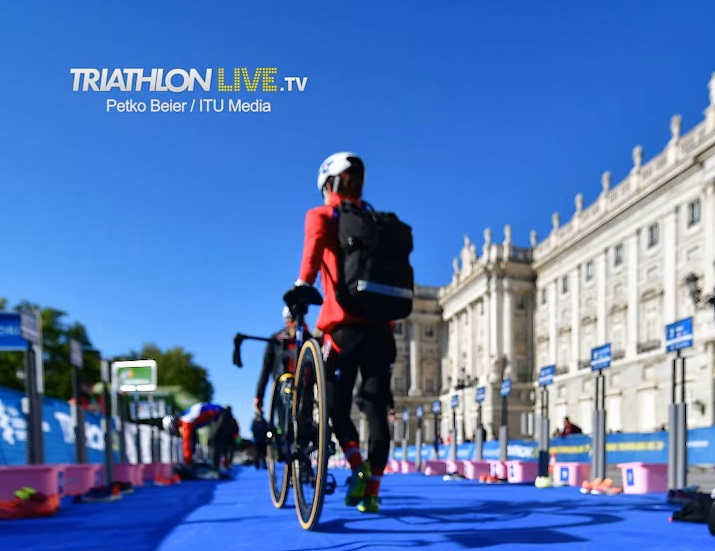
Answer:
[
  {"xmin": 291, "ymin": 338, "xmax": 328, "ymax": 530},
  {"xmin": 267, "ymin": 377, "xmax": 290, "ymax": 508}
]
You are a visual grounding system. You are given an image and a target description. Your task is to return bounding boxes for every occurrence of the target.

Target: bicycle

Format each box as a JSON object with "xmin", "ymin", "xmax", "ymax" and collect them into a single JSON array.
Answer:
[{"xmin": 233, "ymin": 284, "xmax": 336, "ymax": 530}]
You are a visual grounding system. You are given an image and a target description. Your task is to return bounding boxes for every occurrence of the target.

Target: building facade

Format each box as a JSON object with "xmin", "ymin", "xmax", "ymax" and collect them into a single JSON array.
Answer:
[
  {"xmin": 357, "ymin": 73, "xmax": 715, "ymax": 446},
  {"xmin": 532, "ymin": 74, "xmax": 715, "ymax": 434}
]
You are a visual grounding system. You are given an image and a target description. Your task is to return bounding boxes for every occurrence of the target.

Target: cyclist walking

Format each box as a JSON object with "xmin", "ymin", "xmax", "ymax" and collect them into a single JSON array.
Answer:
[
  {"xmin": 210, "ymin": 405, "xmax": 239, "ymax": 470},
  {"xmin": 286, "ymin": 152, "xmax": 398, "ymax": 513},
  {"xmin": 253, "ymin": 306, "xmax": 310, "ymax": 416}
]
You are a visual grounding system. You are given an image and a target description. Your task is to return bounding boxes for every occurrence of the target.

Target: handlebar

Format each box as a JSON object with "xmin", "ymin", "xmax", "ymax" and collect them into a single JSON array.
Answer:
[
  {"xmin": 232, "ymin": 333, "xmax": 273, "ymax": 368},
  {"xmin": 233, "ymin": 285, "xmax": 323, "ymax": 368}
]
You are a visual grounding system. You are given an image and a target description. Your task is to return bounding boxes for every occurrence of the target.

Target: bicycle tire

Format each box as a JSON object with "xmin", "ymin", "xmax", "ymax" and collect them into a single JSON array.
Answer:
[
  {"xmin": 291, "ymin": 338, "xmax": 329, "ymax": 530},
  {"xmin": 266, "ymin": 374, "xmax": 292, "ymax": 508}
]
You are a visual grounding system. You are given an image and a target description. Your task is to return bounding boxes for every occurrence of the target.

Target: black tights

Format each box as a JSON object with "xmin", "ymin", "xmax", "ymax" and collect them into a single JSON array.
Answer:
[{"xmin": 325, "ymin": 324, "xmax": 395, "ymax": 472}]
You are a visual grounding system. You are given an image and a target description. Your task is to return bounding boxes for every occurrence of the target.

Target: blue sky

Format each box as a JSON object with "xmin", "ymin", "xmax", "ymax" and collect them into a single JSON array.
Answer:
[{"xmin": 1, "ymin": 1, "xmax": 714, "ymax": 437}]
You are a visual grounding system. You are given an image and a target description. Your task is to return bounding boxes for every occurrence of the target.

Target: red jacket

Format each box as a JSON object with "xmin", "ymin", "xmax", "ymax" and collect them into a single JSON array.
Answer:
[
  {"xmin": 561, "ymin": 422, "xmax": 582, "ymax": 436},
  {"xmin": 298, "ymin": 192, "xmax": 371, "ymax": 334}
]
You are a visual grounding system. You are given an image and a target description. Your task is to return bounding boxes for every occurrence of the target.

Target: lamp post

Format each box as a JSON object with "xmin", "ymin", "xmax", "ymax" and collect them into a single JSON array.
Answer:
[
  {"xmin": 685, "ymin": 272, "xmax": 715, "ymax": 322},
  {"xmin": 455, "ymin": 367, "xmax": 475, "ymax": 443},
  {"xmin": 431, "ymin": 400, "xmax": 441, "ymax": 460},
  {"xmin": 415, "ymin": 405, "xmax": 424, "ymax": 470},
  {"xmin": 19, "ymin": 306, "xmax": 44, "ymax": 465},
  {"xmin": 473, "ymin": 385, "xmax": 486, "ymax": 461},
  {"xmin": 449, "ymin": 392, "xmax": 458, "ymax": 461},
  {"xmin": 401, "ymin": 406, "xmax": 409, "ymax": 462},
  {"xmin": 69, "ymin": 339, "xmax": 87, "ymax": 464}
]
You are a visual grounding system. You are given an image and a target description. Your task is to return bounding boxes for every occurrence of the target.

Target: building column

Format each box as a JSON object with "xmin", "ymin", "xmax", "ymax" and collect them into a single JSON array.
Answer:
[
  {"xmin": 471, "ymin": 302, "xmax": 479, "ymax": 379},
  {"xmin": 597, "ymin": 248, "xmax": 608, "ymax": 344},
  {"xmin": 490, "ymin": 277, "xmax": 504, "ymax": 378},
  {"xmin": 571, "ymin": 265, "xmax": 580, "ymax": 369},
  {"xmin": 467, "ymin": 303, "xmax": 476, "ymax": 379},
  {"xmin": 701, "ymin": 178, "xmax": 715, "ymax": 346},
  {"xmin": 483, "ymin": 293, "xmax": 492, "ymax": 381},
  {"xmin": 663, "ymin": 207, "xmax": 678, "ymax": 324},
  {"xmin": 502, "ymin": 280, "xmax": 514, "ymax": 378},
  {"xmin": 454, "ymin": 312, "xmax": 462, "ymax": 385},
  {"xmin": 409, "ymin": 319, "xmax": 421, "ymax": 396},
  {"xmin": 702, "ymin": 179, "xmax": 715, "ymax": 298},
  {"xmin": 548, "ymin": 279, "xmax": 557, "ymax": 363},
  {"xmin": 627, "ymin": 230, "xmax": 640, "ymax": 357},
  {"xmin": 446, "ymin": 319, "xmax": 456, "ymax": 391}
]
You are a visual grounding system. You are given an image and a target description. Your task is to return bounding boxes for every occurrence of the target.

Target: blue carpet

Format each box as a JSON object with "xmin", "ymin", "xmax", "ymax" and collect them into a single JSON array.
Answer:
[{"xmin": 0, "ymin": 466, "xmax": 711, "ymax": 550}]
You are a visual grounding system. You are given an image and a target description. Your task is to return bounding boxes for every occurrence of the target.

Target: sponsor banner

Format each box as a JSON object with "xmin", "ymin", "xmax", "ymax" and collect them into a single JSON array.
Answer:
[
  {"xmin": 392, "ymin": 427, "xmax": 715, "ymax": 465},
  {"xmin": 0, "ymin": 313, "xmax": 27, "ymax": 350},
  {"xmin": 0, "ymin": 386, "xmax": 116, "ymax": 465},
  {"xmin": 685, "ymin": 426, "xmax": 715, "ymax": 464}
]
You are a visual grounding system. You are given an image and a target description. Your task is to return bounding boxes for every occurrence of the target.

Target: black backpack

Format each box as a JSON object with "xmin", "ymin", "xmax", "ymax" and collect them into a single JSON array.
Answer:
[{"xmin": 333, "ymin": 200, "xmax": 414, "ymax": 321}]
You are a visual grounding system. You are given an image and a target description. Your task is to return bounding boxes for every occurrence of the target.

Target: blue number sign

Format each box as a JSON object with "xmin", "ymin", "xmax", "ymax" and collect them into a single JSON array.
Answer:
[
  {"xmin": 538, "ymin": 365, "xmax": 554, "ymax": 387},
  {"xmin": 590, "ymin": 343, "xmax": 611, "ymax": 372},
  {"xmin": 665, "ymin": 318, "xmax": 693, "ymax": 353}
]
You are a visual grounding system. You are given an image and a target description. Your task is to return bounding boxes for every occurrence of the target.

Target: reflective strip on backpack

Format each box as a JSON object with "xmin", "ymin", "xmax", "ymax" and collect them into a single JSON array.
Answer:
[{"xmin": 356, "ymin": 280, "xmax": 413, "ymax": 299}]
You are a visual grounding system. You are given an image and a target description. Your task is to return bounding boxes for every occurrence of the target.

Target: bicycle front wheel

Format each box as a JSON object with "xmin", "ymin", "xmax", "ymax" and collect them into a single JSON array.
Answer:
[
  {"xmin": 266, "ymin": 374, "xmax": 292, "ymax": 508},
  {"xmin": 291, "ymin": 338, "xmax": 329, "ymax": 531}
]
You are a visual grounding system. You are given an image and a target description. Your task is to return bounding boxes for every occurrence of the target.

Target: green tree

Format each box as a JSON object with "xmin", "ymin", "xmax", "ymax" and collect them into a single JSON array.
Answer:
[
  {"xmin": 0, "ymin": 299, "xmax": 100, "ymax": 399},
  {"xmin": 1, "ymin": 297, "xmax": 214, "ymax": 404}
]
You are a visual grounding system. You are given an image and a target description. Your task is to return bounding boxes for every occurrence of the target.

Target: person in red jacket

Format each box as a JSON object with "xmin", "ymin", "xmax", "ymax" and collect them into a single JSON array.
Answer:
[
  {"xmin": 560, "ymin": 416, "xmax": 583, "ymax": 437},
  {"xmin": 287, "ymin": 151, "xmax": 396, "ymax": 514},
  {"xmin": 170, "ymin": 402, "xmax": 225, "ymax": 465}
]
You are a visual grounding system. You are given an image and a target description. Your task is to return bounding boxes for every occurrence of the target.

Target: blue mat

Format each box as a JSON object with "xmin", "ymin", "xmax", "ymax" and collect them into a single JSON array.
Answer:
[{"xmin": 0, "ymin": 467, "xmax": 711, "ymax": 550}]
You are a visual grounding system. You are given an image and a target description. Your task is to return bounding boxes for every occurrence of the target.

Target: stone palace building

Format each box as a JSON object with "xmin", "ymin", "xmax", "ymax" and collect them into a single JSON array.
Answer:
[{"xmin": 379, "ymin": 72, "xmax": 715, "ymax": 445}]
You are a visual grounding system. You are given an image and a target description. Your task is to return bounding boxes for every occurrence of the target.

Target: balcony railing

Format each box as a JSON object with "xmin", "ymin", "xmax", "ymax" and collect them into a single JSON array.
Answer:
[
  {"xmin": 612, "ymin": 349, "xmax": 626, "ymax": 361},
  {"xmin": 533, "ymin": 118, "xmax": 714, "ymax": 264},
  {"xmin": 578, "ymin": 359, "xmax": 591, "ymax": 370},
  {"xmin": 637, "ymin": 340, "xmax": 662, "ymax": 354}
]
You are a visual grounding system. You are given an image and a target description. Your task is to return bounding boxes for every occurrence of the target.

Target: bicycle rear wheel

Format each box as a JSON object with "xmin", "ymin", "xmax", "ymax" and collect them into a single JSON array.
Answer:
[
  {"xmin": 291, "ymin": 338, "xmax": 329, "ymax": 530},
  {"xmin": 266, "ymin": 374, "xmax": 292, "ymax": 508}
]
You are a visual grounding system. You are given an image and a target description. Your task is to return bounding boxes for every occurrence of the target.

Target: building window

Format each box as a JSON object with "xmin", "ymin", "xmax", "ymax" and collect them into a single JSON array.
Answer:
[
  {"xmin": 614, "ymin": 243, "xmax": 624, "ymax": 267},
  {"xmin": 541, "ymin": 288, "xmax": 547, "ymax": 305},
  {"xmin": 585, "ymin": 261, "xmax": 594, "ymax": 282},
  {"xmin": 647, "ymin": 223, "xmax": 659, "ymax": 248},
  {"xmin": 516, "ymin": 294, "xmax": 526, "ymax": 311},
  {"xmin": 687, "ymin": 199, "xmax": 701, "ymax": 227},
  {"xmin": 561, "ymin": 275, "xmax": 569, "ymax": 294},
  {"xmin": 394, "ymin": 322, "xmax": 402, "ymax": 336},
  {"xmin": 424, "ymin": 325, "xmax": 434, "ymax": 338}
]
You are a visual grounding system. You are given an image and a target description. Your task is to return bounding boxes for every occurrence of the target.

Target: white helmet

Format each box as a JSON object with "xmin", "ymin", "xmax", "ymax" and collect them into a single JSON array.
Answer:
[
  {"xmin": 162, "ymin": 415, "xmax": 177, "ymax": 435},
  {"xmin": 282, "ymin": 305, "xmax": 292, "ymax": 321},
  {"xmin": 316, "ymin": 152, "xmax": 364, "ymax": 196}
]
